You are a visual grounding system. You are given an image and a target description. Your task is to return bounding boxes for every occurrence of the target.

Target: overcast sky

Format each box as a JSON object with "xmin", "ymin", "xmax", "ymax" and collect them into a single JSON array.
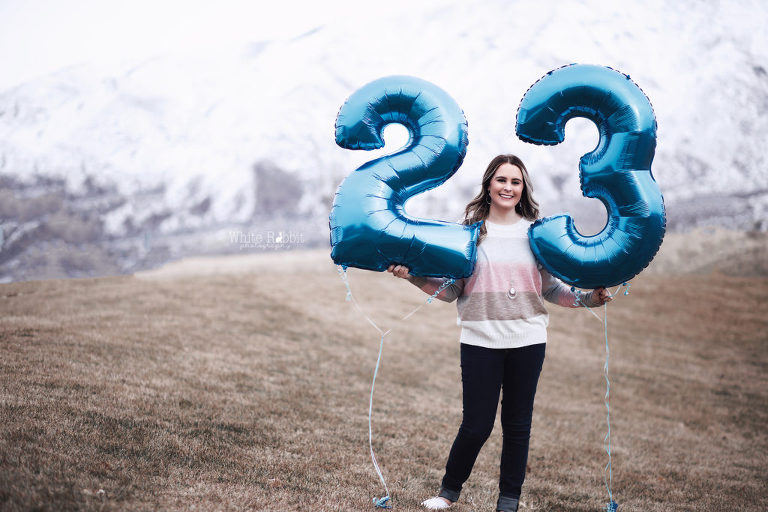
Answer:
[{"xmin": 0, "ymin": 0, "xmax": 442, "ymax": 91}]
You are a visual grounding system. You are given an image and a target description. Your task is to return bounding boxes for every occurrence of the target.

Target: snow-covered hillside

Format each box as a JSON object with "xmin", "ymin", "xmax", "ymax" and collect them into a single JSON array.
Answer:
[{"xmin": 1, "ymin": 0, "xmax": 766, "ymax": 281}]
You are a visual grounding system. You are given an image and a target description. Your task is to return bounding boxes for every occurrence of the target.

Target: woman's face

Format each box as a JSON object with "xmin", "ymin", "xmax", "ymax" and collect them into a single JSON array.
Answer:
[{"xmin": 488, "ymin": 162, "xmax": 524, "ymax": 213}]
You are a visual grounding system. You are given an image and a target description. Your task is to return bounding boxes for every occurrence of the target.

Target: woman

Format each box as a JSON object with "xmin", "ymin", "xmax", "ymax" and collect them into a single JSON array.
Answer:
[{"xmin": 387, "ymin": 154, "xmax": 611, "ymax": 512}]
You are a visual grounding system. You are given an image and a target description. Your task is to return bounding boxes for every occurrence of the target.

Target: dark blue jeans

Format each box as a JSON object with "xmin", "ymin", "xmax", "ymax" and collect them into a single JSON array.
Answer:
[{"xmin": 441, "ymin": 342, "xmax": 546, "ymax": 501}]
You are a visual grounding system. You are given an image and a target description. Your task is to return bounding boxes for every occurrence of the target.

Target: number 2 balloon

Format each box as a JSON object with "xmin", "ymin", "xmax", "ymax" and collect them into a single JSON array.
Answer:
[{"xmin": 329, "ymin": 76, "xmax": 480, "ymax": 279}]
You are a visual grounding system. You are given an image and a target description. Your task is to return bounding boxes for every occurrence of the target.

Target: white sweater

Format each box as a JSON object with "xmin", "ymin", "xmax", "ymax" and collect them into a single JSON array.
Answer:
[{"xmin": 411, "ymin": 220, "xmax": 596, "ymax": 349}]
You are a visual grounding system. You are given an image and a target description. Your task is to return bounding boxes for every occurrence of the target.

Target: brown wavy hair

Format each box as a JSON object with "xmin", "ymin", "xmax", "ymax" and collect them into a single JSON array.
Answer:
[{"xmin": 463, "ymin": 154, "xmax": 540, "ymax": 243}]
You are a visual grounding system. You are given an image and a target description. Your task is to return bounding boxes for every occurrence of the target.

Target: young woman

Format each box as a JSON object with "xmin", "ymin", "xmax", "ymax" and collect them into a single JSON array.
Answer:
[{"xmin": 387, "ymin": 154, "xmax": 611, "ymax": 512}]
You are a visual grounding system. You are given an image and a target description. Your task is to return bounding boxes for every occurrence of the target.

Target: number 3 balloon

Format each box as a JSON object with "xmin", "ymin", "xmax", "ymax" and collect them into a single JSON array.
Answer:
[
  {"xmin": 330, "ymin": 76, "xmax": 480, "ymax": 279},
  {"xmin": 517, "ymin": 64, "xmax": 666, "ymax": 289}
]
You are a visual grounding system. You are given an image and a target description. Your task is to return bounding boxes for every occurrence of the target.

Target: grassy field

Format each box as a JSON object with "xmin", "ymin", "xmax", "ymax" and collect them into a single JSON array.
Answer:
[{"xmin": 1, "ymin": 248, "xmax": 766, "ymax": 511}]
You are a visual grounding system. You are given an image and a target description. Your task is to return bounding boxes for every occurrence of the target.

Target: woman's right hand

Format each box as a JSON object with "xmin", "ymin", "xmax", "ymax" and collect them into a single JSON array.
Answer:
[{"xmin": 387, "ymin": 264, "xmax": 412, "ymax": 280}]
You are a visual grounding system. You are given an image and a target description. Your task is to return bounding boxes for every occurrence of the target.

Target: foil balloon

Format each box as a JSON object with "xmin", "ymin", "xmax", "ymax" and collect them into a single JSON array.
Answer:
[
  {"xmin": 516, "ymin": 64, "xmax": 666, "ymax": 289},
  {"xmin": 330, "ymin": 76, "xmax": 480, "ymax": 278}
]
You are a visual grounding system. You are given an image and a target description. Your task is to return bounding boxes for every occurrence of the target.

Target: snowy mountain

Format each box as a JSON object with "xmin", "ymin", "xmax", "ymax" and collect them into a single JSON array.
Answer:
[{"xmin": 1, "ymin": 0, "xmax": 766, "ymax": 281}]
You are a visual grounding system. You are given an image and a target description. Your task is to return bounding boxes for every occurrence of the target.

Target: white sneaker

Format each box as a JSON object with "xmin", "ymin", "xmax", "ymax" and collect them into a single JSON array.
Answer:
[{"xmin": 421, "ymin": 496, "xmax": 452, "ymax": 510}]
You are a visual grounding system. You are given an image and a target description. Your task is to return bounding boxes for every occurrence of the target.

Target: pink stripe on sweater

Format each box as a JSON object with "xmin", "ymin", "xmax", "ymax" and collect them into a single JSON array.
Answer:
[{"xmin": 465, "ymin": 262, "xmax": 543, "ymax": 294}]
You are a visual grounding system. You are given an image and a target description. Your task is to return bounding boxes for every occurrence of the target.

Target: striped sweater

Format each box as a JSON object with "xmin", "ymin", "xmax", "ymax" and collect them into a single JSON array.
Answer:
[{"xmin": 410, "ymin": 219, "xmax": 597, "ymax": 349}]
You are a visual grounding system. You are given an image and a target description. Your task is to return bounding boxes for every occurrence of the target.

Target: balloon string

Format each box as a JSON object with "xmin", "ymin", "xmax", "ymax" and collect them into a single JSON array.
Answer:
[
  {"xmin": 369, "ymin": 332, "xmax": 390, "ymax": 500},
  {"xmin": 337, "ymin": 266, "xmax": 386, "ymax": 337},
  {"xmin": 602, "ymin": 301, "xmax": 614, "ymax": 508},
  {"xmin": 573, "ymin": 282, "xmax": 629, "ymax": 511},
  {"xmin": 336, "ymin": 266, "xmax": 454, "ymax": 506}
]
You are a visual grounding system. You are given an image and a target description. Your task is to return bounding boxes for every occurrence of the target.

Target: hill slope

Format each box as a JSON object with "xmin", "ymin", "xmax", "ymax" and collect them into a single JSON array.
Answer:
[{"xmin": 0, "ymin": 252, "xmax": 766, "ymax": 510}]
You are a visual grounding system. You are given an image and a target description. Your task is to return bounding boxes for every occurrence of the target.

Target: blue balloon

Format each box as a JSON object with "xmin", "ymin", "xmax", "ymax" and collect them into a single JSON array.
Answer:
[
  {"xmin": 330, "ymin": 76, "xmax": 480, "ymax": 279},
  {"xmin": 516, "ymin": 64, "xmax": 666, "ymax": 289}
]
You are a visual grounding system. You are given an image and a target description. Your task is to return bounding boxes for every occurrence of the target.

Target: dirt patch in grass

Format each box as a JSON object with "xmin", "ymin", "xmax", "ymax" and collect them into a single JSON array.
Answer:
[{"xmin": 1, "ymin": 252, "xmax": 766, "ymax": 511}]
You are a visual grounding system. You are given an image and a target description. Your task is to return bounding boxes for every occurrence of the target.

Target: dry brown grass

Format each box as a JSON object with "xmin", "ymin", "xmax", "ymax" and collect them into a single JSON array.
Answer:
[{"xmin": 1, "ymin": 249, "xmax": 766, "ymax": 511}]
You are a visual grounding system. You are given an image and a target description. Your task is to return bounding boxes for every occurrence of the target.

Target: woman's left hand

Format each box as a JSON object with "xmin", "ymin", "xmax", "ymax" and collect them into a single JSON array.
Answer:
[{"xmin": 591, "ymin": 287, "xmax": 613, "ymax": 306}]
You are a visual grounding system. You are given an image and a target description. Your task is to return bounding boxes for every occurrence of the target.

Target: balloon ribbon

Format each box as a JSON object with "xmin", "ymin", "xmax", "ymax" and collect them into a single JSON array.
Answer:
[
  {"xmin": 575, "ymin": 283, "xmax": 630, "ymax": 512},
  {"xmin": 337, "ymin": 266, "xmax": 455, "ymax": 509}
]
